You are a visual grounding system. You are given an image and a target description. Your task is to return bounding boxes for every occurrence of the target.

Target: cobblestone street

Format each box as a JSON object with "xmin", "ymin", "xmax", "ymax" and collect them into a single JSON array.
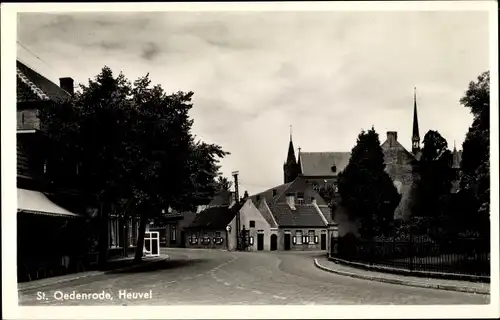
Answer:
[{"xmin": 18, "ymin": 249, "xmax": 489, "ymax": 305}]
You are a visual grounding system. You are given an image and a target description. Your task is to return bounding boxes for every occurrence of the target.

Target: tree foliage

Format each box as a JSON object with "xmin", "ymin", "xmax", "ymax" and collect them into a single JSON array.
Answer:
[
  {"xmin": 38, "ymin": 66, "xmax": 229, "ymax": 262},
  {"xmin": 458, "ymin": 71, "xmax": 490, "ymax": 238},
  {"xmin": 337, "ymin": 127, "xmax": 401, "ymax": 238},
  {"xmin": 214, "ymin": 176, "xmax": 233, "ymax": 193},
  {"xmin": 411, "ymin": 130, "xmax": 454, "ymax": 219}
]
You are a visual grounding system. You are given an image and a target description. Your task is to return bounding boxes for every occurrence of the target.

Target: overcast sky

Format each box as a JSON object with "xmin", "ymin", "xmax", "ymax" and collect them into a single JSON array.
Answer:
[{"xmin": 17, "ymin": 11, "xmax": 489, "ymax": 195}]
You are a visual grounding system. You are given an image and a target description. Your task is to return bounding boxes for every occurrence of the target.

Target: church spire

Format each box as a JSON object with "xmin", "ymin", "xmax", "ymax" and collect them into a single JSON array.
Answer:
[
  {"xmin": 286, "ymin": 125, "xmax": 297, "ymax": 165},
  {"xmin": 412, "ymin": 87, "xmax": 421, "ymax": 155},
  {"xmin": 283, "ymin": 125, "xmax": 298, "ymax": 183}
]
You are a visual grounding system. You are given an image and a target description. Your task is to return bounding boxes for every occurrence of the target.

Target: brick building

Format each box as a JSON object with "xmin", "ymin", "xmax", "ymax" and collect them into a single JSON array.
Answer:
[{"xmin": 282, "ymin": 88, "xmax": 463, "ymax": 222}]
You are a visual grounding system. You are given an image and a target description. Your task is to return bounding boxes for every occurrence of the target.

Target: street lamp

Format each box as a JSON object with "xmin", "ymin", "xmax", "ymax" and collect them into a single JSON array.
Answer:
[{"xmin": 225, "ymin": 225, "xmax": 231, "ymax": 251}]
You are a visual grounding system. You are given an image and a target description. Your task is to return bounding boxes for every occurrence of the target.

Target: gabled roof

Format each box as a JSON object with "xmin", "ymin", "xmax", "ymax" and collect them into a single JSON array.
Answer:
[
  {"xmin": 16, "ymin": 60, "xmax": 71, "ymax": 103},
  {"xmin": 188, "ymin": 202, "xmax": 245, "ymax": 230},
  {"xmin": 179, "ymin": 211, "xmax": 197, "ymax": 228},
  {"xmin": 254, "ymin": 198, "xmax": 279, "ymax": 228},
  {"xmin": 380, "ymin": 137, "xmax": 417, "ymax": 164},
  {"xmin": 249, "ymin": 181, "xmax": 293, "ymax": 205},
  {"xmin": 298, "ymin": 152, "xmax": 351, "ymax": 177},
  {"xmin": 268, "ymin": 203, "xmax": 328, "ymax": 228}
]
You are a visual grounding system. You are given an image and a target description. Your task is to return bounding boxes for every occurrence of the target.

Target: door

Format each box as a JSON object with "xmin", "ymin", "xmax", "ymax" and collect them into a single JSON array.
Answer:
[
  {"xmin": 180, "ymin": 231, "xmax": 186, "ymax": 248},
  {"xmin": 257, "ymin": 233, "xmax": 264, "ymax": 251},
  {"xmin": 284, "ymin": 234, "xmax": 291, "ymax": 251},
  {"xmin": 321, "ymin": 234, "xmax": 327, "ymax": 250},
  {"xmin": 270, "ymin": 234, "xmax": 277, "ymax": 251}
]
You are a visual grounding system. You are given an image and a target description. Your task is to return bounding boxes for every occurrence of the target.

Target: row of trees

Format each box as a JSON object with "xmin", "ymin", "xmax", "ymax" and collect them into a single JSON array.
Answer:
[
  {"xmin": 39, "ymin": 67, "xmax": 230, "ymax": 262},
  {"xmin": 328, "ymin": 71, "xmax": 490, "ymax": 241}
]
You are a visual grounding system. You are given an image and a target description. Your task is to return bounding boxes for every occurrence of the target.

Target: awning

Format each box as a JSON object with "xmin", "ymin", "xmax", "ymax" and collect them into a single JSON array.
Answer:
[{"xmin": 17, "ymin": 188, "xmax": 82, "ymax": 218}]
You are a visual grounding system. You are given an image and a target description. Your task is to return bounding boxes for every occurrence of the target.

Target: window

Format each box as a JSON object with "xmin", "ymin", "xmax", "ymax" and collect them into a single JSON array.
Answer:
[
  {"xmin": 312, "ymin": 183, "xmax": 319, "ymax": 192},
  {"xmin": 215, "ymin": 231, "xmax": 223, "ymax": 244},
  {"xmin": 249, "ymin": 220, "xmax": 256, "ymax": 228},
  {"xmin": 203, "ymin": 233, "xmax": 209, "ymax": 244},
  {"xmin": 314, "ymin": 236, "xmax": 319, "ymax": 244},
  {"xmin": 295, "ymin": 231, "xmax": 303, "ymax": 245},
  {"xmin": 249, "ymin": 236, "xmax": 254, "ymax": 245},
  {"xmin": 189, "ymin": 234, "xmax": 198, "ymax": 244},
  {"xmin": 108, "ymin": 218, "xmax": 121, "ymax": 248},
  {"xmin": 308, "ymin": 230, "xmax": 315, "ymax": 244},
  {"xmin": 292, "ymin": 236, "xmax": 297, "ymax": 244},
  {"xmin": 128, "ymin": 219, "xmax": 134, "ymax": 247},
  {"xmin": 297, "ymin": 192, "xmax": 305, "ymax": 205},
  {"xmin": 171, "ymin": 225, "xmax": 177, "ymax": 243}
]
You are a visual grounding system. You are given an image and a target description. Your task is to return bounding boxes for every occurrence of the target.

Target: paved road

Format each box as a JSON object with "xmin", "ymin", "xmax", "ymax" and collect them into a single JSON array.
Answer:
[{"xmin": 18, "ymin": 249, "xmax": 489, "ymax": 305}]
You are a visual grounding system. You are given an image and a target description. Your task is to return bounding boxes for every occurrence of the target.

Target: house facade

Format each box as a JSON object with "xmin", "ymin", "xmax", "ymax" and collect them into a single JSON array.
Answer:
[
  {"xmin": 251, "ymin": 176, "xmax": 336, "ymax": 252},
  {"xmin": 16, "ymin": 60, "xmax": 139, "ymax": 280}
]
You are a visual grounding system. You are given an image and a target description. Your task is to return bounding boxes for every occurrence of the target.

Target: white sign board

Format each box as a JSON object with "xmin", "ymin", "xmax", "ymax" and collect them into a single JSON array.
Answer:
[{"xmin": 143, "ymin": 231, "xmax": 160, "ymax": 257}]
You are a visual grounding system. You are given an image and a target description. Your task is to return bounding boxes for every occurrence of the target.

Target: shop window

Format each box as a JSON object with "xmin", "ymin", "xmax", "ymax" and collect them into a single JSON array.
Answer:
[{"xmin": 108, "ymin": 218, "xmax": 121, "ymax": 248}]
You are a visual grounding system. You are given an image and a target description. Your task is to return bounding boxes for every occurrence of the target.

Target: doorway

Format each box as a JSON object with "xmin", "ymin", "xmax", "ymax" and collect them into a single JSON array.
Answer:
[
  {"xmin": 270, "ymin": 234, "xmax": 277, "ymax": 251},
  {"xmin": 321, "ymin": 234, "xmax": 327, "ymax": 250},
  {"xmin": 257, "ymin": 233, "xmax": 264, "ymax": 251},
  {"xmin": 284, "ymin": 233, "xmax": 291, "ymax": 251}
]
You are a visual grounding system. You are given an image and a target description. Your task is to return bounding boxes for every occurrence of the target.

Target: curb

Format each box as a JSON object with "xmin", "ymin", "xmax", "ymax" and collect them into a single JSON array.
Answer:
[
  {"xmin": 314, "ymin": 258, "xmax": 490, "ymax": 295},
  {"xmin": 18, "ymin": 255, "xmax": 169, "ymax": 292}
]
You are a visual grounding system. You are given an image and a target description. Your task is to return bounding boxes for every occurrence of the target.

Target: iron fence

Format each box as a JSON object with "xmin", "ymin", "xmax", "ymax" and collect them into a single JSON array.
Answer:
[{"xmin": 331, "ymin": 236, "xmax": 490, "ymax": 277}]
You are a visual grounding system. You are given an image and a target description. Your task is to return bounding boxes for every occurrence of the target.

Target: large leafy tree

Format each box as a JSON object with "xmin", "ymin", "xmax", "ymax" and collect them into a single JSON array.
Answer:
[
  {"xmin": 410, "ymin": 130, "xmax": 455, "ymax": 240},
  {"xmin": 39, "ymin": 67, "xmax": 228, "ymax": 263},
  {"xmin": 412, "ymin": 130, "xmax": 454, "ymax": 217},
  {"xmin": 337, "ymin": 127, "xmax": 401, "ymax": 238},
  {"xmin": 458, "ymin": 71, "xmax": 490, "ymax": 238}
]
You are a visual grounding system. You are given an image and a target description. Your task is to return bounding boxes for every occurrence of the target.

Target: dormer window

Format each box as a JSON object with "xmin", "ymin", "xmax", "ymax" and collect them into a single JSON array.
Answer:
[
  {"xmin": 331, "ymin": 165, "xmax": 337, "ymax": 173},
  {"xmin": 296, "ymin": 192, "xmax": 305, "ymax": 205}
]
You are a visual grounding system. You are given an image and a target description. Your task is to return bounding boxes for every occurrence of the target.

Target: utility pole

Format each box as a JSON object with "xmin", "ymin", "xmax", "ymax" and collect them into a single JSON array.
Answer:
[{"xmin": 232, "ymin": 171, "xmax": 241, "ymax": 250}]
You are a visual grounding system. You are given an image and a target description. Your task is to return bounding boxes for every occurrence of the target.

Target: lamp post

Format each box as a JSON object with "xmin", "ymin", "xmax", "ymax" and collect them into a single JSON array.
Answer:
[{"xmin": 225, "ymin": 225, "xmax": 231, "ymax": 251}]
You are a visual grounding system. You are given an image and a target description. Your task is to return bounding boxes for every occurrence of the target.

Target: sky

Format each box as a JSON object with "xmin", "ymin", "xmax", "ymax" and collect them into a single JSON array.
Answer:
[{"xmin": 17, "ymin": 11, "xmax": 490, "ymax": 195}]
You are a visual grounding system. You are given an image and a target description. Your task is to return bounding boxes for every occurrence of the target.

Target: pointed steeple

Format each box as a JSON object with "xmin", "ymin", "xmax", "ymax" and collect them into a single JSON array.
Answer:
[
  {"xmin": 286, "ymin": 125, "xmax": 297, "ymax": 165},
  {"xmin": 412, "ymin": 87, "xmax": 421, "ymax": 155},
  {"xmin": 283, "ymin": 125, "xmax": 298, "ymax": 183}
]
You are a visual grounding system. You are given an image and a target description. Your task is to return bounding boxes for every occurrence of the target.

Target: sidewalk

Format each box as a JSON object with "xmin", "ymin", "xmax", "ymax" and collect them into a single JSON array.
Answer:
[
  {"xmin": 18, "ymin": 255, "xmax": 168, "ymax": 292},
  {"xmin": 314, "ymin": 256, "xmax": 490, "ymax": 295}
]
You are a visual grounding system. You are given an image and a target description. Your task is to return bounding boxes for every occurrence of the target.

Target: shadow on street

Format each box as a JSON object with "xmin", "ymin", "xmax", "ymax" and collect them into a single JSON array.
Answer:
[{"xmin": 107, "ymin": 258, "xmax": 207, "ymax": 274}]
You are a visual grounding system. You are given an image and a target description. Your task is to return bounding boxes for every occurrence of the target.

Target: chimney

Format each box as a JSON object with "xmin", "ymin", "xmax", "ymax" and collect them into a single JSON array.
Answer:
[
  {"xmin": 256, "ymin": 195, "xmax": 261, "ymax": 202},
  {"xmin": 59, "ymin": 77, "xmax": 74, "ymax": 96},
  {"xmin": 311, "ymin": 196, "xmax": 317, "ymax": 205},
  {"xmin": 272, "ymin": 189, "xmax": 278, "ymax": 197},
  {"xmin": 286, "ymin": 193, "xmax": 296, "ymax": 210},
  {"xmin": 387, "ymin": 131, "xmax": 398, "ymax": 146}
]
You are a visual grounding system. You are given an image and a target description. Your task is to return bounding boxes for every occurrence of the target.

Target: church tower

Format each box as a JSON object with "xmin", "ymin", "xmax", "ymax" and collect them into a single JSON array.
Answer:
[
  {"xmin": 412, "ymin": 87, "xmax": 421, "ymax": 155},
  {"xmin": 283, "ymin": 126, "xmax": 299, "ymax": 183}
]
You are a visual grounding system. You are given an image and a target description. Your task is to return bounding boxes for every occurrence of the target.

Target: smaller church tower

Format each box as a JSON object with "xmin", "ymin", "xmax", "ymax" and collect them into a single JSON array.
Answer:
[
  {"xmin": 412, "ymin": 87, "xmax": 421, "ymax": 155},
  {"xmin": 283, "ymin": 126, "xmax": 299, "ymax": 183}
]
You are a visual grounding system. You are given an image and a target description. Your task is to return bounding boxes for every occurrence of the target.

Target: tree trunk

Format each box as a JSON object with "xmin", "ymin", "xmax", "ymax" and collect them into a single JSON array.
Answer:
[{"xmin": 134, "ymin": 211, "xmax": 148, "ymax": 263}]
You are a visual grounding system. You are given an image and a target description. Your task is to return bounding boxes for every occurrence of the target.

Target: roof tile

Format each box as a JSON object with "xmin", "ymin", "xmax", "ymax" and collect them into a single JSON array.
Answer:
[
  {"xmin": 269, "ymin": 203, "xmax": 327, "ymax": 228},
  {"xmin": 16, "ymin": 60, "xmax": 71, "ymax": 103},
  {"xmin": 299, "ymin": 152, "xmax": 351, "ymax": 177}
]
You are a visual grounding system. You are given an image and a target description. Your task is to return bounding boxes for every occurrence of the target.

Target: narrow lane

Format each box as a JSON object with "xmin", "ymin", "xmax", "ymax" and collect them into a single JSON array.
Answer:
[{"xmin": 18, "ymin": 249, "xmax": 489, "ymax": 305}]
